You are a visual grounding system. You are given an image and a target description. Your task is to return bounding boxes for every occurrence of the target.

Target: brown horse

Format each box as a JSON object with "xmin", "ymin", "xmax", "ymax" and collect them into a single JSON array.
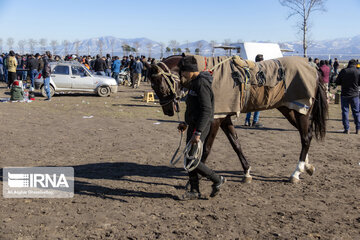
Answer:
[{"xmin": 144, "ymin": 55, "xmax": 328, "ymax": 183}]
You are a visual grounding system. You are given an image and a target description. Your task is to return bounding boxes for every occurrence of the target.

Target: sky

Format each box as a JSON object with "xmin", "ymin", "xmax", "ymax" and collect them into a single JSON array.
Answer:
[{"xmin": 0, "ymin": 0, "xmax": 359, "ymax": 45}]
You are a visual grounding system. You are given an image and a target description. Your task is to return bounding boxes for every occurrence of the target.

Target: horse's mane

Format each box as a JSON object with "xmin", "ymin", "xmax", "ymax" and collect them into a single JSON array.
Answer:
[{"xmin": 161, "ymin": 55, "xmax": 182, "ymax": 62}]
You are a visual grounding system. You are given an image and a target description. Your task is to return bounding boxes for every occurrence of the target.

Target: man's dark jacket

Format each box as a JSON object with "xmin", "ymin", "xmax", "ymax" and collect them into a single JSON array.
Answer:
[
  {"xmin": 27, "ymin": 58, "xmax": 39, "ymax": 71},
  {"xmin": 185, "ymin": 71, "xmax": 214, "ymax": 134},
  {"xmin": 93, "ymin": 58, "xmax": 106, "ymax": 72},
  {"xmin": 336, "ymin": 63, "xmax": 360, "ymax": 97},
  {"xmin": 42, "ymin": 56, "xmax": 51, "ymax": 78}
]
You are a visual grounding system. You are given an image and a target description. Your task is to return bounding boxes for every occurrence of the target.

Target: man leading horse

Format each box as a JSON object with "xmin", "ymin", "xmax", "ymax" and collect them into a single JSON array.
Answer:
[{"xmin": 177, "ymin": 56, "xmax": 226, "ymax": 200}]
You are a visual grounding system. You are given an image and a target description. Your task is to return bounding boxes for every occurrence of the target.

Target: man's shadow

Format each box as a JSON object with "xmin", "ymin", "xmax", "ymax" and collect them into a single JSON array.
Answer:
[
  {"xmin": 73, "ymin": 162, "xmax": 188, "ymax": 201},
  {"xmin": 0, "ymin": 162, "xmax": 187, "ymax": 201}
]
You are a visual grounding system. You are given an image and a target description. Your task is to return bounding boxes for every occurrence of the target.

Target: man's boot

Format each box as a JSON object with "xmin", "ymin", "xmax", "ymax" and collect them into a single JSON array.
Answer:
[
  {"xmin": 210, "ymin": 176, "xmax": 226, "ymax": 197},
  {"xmin": 196, "ymin": 162, "xmax": 226, "ymax": 198},
  {"xmin": 181, "ymin": 174, "xmax": 201, "ymax": 200}
]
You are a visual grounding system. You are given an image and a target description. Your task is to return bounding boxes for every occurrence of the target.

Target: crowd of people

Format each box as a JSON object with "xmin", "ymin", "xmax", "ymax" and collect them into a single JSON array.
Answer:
[
  {"xmin": 0, "ymin": 51, "xmax": 157, "ymax": 91},
  {"xmin": 0, "ymin": 50, "xmax": 358, "ymax": 133},
  {"xmin": 308, "ymin": 57, "xmax": 342, "ymax": 91},
  {"xmin": 307, "ymin": 57, "xmax": 359, "ymax": 134}
]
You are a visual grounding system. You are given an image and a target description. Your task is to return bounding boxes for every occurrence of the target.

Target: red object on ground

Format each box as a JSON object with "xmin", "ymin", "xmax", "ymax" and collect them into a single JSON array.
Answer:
[{"xmin": 13, "ymin": 80, "xmax": 20, "ymax": 86}]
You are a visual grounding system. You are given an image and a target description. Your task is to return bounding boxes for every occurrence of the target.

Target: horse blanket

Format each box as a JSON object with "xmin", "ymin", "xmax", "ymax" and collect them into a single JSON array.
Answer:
[{"xmin": 188, "ymin": 55, "xmax": 318, "ymax": 118}]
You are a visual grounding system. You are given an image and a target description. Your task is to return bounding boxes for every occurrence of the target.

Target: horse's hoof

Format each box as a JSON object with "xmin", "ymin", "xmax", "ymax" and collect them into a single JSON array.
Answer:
[
  {"xmin": 289, "ymin": 176, "xmax": 300, "ymax": 183},
  {"xmin": 243, "ymin": 176, "xmax": 252, "ymax": 184},
  {"xmin": 305, "ymin": 164, "xmax": 315, "ymax": 176}
]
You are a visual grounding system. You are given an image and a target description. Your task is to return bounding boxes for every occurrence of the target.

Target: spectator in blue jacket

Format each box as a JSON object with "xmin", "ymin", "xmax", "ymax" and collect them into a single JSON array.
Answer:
[
  {"xmin": 132, "ymin": 57, "xmax": 143, "ymax": 88},
  {"xmin": 111, "ymin": 56, "xmax": 121, "ymax": 85}
]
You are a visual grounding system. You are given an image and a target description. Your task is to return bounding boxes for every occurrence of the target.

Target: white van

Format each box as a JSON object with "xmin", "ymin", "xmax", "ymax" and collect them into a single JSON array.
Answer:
[{"xmin": 231, "ymin": 42, "xmax": 283, "ymax": 61}]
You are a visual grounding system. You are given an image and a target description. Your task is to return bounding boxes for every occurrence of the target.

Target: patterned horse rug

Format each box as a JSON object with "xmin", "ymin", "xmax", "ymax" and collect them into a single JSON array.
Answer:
[{"xmin": 189, "ymin": 55, "xmax": 318, "ymax": 118}]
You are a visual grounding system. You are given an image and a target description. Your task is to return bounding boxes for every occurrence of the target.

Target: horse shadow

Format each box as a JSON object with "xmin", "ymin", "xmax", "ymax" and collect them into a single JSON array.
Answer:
[
  {"xmin": 146, "ymin": 118, "xmax": 181, "ymax": 123},
  {"xmin": 235, "ymin": 125, "xmax": 297, "ymax": 132},
  {"xmin": 217, "ymin": 170, "xmax": 289, "ymax": 183},
  {"xmin": 0, "ymin": 162, "xmax": 290, "ymax": 202},
  {"xmin": 120, "ymin": 103, "xmax": 159, "ymax": 108}
]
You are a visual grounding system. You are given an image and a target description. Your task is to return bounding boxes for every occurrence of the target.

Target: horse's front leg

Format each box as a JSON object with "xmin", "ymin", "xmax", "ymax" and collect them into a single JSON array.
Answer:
[{"xmin": 220, "ymin": 115, "xmax": 252, "ymax": 183}]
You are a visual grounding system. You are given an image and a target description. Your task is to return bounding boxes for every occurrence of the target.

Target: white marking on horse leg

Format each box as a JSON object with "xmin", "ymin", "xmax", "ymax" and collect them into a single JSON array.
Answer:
[
  {"xmin": 245, "ymin": 166, "xmax": 251, "ymax": 178},
  {"xmin": 291, "ymin": 161, "xmax": 305, "ymax": 181},
  {"xmin": 305, "ymin": 154, "xmax": 309, "ymax": 164},
  {"xmin": 243, "ymin": 166, "xmax": 252, "ymax": 183}
]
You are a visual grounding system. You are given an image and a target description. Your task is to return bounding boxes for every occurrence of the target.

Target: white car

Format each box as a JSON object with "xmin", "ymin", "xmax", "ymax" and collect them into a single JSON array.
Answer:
[{"xmin": 35, "ymin": 61, "xmax": 118, "ymax": 97}]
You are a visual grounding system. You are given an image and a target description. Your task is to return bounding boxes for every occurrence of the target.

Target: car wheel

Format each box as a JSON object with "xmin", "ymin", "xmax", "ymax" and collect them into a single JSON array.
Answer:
[
  {"xmin": 97, "ymin": 86, "xmax": 111, "ymax": 97},
  {"xmin": 41, "ymin": 85, "xmax": 55, "ymax": 98}
]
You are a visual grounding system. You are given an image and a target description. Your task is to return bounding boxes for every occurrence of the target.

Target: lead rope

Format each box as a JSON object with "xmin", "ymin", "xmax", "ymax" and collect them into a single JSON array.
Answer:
[
  {"xmin": 169, "ymin": 111, "xmax": 184, "ymax": 166},
  {"xmin": 169, "ymin": 110, "xmax": 203, "ymax": 172}
]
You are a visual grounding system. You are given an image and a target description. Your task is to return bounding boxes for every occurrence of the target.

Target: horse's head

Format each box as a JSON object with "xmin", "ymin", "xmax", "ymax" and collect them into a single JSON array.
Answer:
[{"xmin": 147, "ymin": 56, "xmax": 183, "ymax": 116}]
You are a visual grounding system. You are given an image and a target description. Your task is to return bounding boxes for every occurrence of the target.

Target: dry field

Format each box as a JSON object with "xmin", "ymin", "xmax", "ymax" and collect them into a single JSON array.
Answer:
[{"xmin": 0, "ymin": 81, "xmax": 359, "ymax": 239}]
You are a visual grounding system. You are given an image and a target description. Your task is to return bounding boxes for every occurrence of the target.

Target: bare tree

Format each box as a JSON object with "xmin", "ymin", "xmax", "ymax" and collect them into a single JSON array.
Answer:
[
  {"xmin": 7, "ymin": 38, "xmax": 15, "ymax": 51},
  {"xmin": 0, "ymin": 38, "xmax": 3, "ymax": 53},
  {"xmin": 39, "ymin": 38, "xmax": 47, "ymax": 53},
  {"xmin": 196, "ymin": 41, "xmax": 204, "ymax": 55},
  {"xmin": 109, "ymin": 39, "xmax": 115, "ymax": 57},
  {"xmin": 50, "ymin": 40, "xmax": 58, "ymax": 55},
  {"xmin": 74, "ymin": 39, "xmax": 80, "ymax": 56},
  {"xmin": 134, "ymin": 41, "xmax": 141, "ymax": 56},
  {"xmin": 122, "ymin": 41, "xmax": 131, "ymax": 56},
  {"xmin": 18, "ymin": 40, "xmax": 26, "ymax": 54},
  {"xmin": 169, "ymin": 40, "xmax": 179, "ymax": 55},
  {"xmin": 97, "ymin": 39, "xmax": 103, "ymax": 56},
  {"xmin": 280, "ymin": 0, "xmax": 326, "ymax": 57},
  {"xmin": 28, "ymin": 38, "xmax": 38, "ymax": 54},
  {"xmin": 62, "ymin": 40, "xmax": 70, "ymax": 56},
  {"xmin": 146, "ymin": 42, "xmax": 153, "ymax": 58},
  {"xmin": 165, "ymin": 47, "xmax": 171, "ymax": 57},
  {"xmin": 159, "ymin": 42, "xmax": 165, "ymax": 59},
  {"xmin": 210, "ymin": 40, "xmax": 217, "ymax": 56}
]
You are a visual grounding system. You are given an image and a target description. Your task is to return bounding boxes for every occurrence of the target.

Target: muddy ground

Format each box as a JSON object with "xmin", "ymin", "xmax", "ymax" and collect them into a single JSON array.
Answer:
[{"xmin": 0, "ymin": 81, "xmax": 359, "ymax": 240}]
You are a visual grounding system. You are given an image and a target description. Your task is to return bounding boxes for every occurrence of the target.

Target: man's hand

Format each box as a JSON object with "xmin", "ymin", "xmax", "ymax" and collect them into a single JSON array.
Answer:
[
  {"xmin": 177, "ymin": 122, "xmax": 187, "ymax": 133},
  {"xmin": 190, "ymin": 134, "xmax": 200, "ymax": 144}
]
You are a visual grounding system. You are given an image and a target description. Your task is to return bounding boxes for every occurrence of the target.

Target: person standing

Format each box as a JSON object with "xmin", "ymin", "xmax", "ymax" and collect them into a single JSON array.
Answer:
[
  {"xmin": 27, "ymin": 54, "xmax": 40, "ymax": 90},
  {"xmin": 319, "ymin": 60, "xmax": 330, "ymax": 92},
  {"xmin": 333, "ymin": 58, "xmax": 339, "ymax": 75},
  {"xmin": 245, "ymin": 54, "xmax": 264, "ymax": 127},
  {"xmin": 111, "ymin": 56, "xmax": 121, "ymax": 85},
  {"xmin": 131, "ymin": 57, "xmax": 143, "ymax": 88},
  {"xmin": 0, "ymin": 54, "xmax": 4, "ymax": 82},
  {"xmin": 93, "ymin": 54, "xmax": 106, "ymax": 76},
  {"xmin": 105, "ymin": 53, "xmax": 112, "ymax": 77},
  {"xmin": 308, "ymin": 57, "xmax": 317, "ymax": 68},
  {"xmin": 42, "ymin": 51, "xmax": 52, "ymax": 101},
  {"xmin": 177, "ymin": 56, "xmax": 226, "ymax": 200},
  {"xmin": 335, "ymin": 59, "xmax": 360, "ymax": 134},
  {"xmin": 6, "ymin": 50, "xmax": 17, "ymax": 88}
]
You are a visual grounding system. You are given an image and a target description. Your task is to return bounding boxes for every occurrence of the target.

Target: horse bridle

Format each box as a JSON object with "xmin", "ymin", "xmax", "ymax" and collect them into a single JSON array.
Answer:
[{"xmin": 152, "ymin": 62, "xmax": 181, "ymax": 111}]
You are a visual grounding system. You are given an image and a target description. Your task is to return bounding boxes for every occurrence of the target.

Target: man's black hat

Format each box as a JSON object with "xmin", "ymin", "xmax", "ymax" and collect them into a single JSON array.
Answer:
[
  {"xmin": 348, "ymin": 59, "xmax": 357, "ymax": 66},
  {"xmin": 179, "ymin": 56, "xmax": 198, "ymax": 72}
]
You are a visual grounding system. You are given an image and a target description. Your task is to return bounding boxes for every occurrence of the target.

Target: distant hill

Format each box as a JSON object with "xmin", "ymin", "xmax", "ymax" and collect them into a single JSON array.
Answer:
[{"xmin": 13, "ymin": 35, "xmax": 360, "ymax": 60}]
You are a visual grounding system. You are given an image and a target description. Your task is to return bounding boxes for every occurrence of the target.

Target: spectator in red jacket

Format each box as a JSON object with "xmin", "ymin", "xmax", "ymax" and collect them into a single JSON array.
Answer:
[{"xmin": 319, "ymin": 60, "xmax": 330, "ymax": 91}]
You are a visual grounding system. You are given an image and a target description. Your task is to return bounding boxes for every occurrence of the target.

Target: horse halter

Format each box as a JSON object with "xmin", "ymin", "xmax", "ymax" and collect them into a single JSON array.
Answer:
[{"xmin": 153, "ymin": 62, "xmax": 181, "ymax": 109}]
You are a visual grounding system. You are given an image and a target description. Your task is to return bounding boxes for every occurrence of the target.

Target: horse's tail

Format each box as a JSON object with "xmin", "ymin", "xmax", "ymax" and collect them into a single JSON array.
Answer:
[{"xmin": 311, "ymin": 77, "xmax": 328, "ymax": 140}]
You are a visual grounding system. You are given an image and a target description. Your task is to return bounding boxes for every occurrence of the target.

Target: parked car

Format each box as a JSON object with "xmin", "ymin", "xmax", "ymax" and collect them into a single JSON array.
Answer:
[{"xmin": 34, "ymin": 61, "xmax": 118, "ymax": 97}]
